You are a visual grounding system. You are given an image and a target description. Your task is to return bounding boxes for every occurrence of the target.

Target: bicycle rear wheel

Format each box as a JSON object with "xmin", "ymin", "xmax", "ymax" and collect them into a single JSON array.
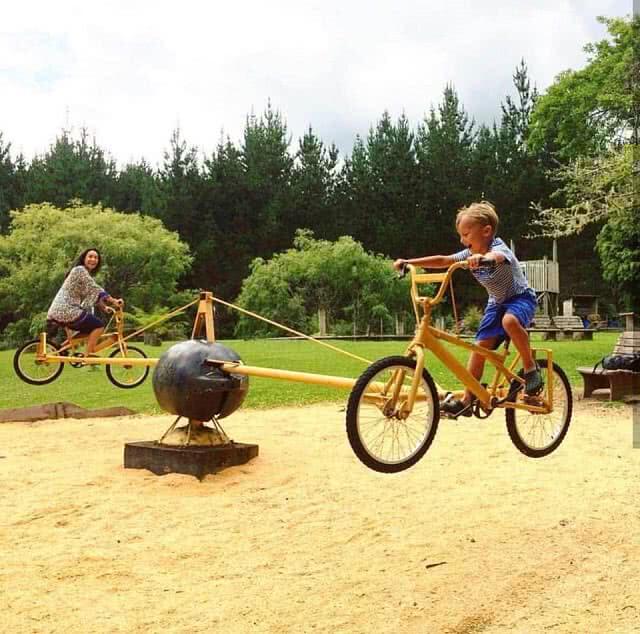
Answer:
[
  {"xmin": 505, "ymin": 362, "xmax": 572, "ymax": 458},
  {"xmin": 106, "ymin": 346, "xmax": 149, "ymax": 388},
  {"xmin": 346, "ymin": 356, "xmax": 440, "ymax": 473},
  {"xmin": 14, "ymin": 339, "xmax": 64, "ymax": 385}
]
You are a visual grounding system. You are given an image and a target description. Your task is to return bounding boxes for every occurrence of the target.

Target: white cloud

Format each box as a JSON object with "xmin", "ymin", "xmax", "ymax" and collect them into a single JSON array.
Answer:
[{"xmin": 0, "ymin": 0, "xmax": 631, "ymax": 166}]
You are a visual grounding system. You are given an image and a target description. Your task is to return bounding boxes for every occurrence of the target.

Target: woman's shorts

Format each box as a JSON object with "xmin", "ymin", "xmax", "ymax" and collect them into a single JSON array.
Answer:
[
  {"xmin": 476, "ymin": 290, "xmax": 537, "ymax": 347},
  {"xmin": 69, "ymin": 311, "xmax": 104, "ymax": 334}
]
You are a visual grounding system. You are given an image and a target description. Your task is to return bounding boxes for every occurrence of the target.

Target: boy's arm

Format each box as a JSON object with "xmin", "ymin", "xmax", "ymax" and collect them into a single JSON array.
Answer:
[
  {"xmin": 393, "ymin": 255, "xmax": 455, "ymax": 270},
  {"xmin": 484, "ymin": 249, "xmax": 508, "ymax": 264},
  {"xmin": 468, "ymin": 251, "xmax": 507, "ymax": 267}
]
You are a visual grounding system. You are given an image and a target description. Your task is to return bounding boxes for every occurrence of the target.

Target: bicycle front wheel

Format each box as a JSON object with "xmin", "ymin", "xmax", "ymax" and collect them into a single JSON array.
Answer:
[
  {"xmin": 505, "ymin": 362, "xmax": 572, "ymax": 458},
  {"xmin": 106, "ymin": 346, "xmax": 149, "ymax": 388},
  {"xmin": 13, "ymin": 339, "xmax": 64, "ymax": 385},
  {"xmin": 346, "ymin": 356, "xmax": 440, "ymax": 473}
]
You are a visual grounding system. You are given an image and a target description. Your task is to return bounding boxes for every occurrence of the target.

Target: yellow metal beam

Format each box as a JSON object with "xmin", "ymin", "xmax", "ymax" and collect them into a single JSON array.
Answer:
[
  {"xmin": 45, "ymin": 355, "xmax": 158, "ymax": 367},
  {"xmin": 217, "ymin": 361, "xmax": 356, "ymax": 389},
  {"xmin": 214, "ymin": 360, "xmax": 433, "ymax": 401}
]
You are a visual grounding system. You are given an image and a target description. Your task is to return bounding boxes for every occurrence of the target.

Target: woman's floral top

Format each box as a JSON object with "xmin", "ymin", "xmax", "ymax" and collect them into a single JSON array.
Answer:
[{"xmin": 47, "ymin": 266, "xmax": 108, "ymax": 324}]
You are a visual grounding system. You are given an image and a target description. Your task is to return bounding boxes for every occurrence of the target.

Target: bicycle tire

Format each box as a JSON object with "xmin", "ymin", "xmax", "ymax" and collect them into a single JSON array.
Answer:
[
  {"xmin": 13, "ymin": 339, "xmax": 64, "ymax": 385},
  {"xmin": 105, "ymin": 346, "xmax": 149, "ymax": 389},
  {"xmin": 505, "ymin": 362, "xmax": 572, "ymax": 458},
  {"xmin": 346, "ymin": 356, "xmax": 440, "ymax": 473}
]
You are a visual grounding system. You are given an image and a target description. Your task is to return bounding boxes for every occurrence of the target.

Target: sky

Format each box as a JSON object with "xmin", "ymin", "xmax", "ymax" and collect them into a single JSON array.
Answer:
[{"xmin": 0, "ymin": 0, "xmax": 632, "ymax": 167}]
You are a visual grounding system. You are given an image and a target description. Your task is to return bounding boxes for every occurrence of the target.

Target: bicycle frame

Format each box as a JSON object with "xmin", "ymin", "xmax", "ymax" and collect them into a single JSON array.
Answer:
[
  {"xmin": 398, "ymin": 262, "xmax": 554, "ymax": 415},
  {"xmin": 35, "ymin": 295, "xmax": 205, "ymax": 368},
  {"xmin": 54, "ymin": 305, "xmax": 126, "ymax": 357}
]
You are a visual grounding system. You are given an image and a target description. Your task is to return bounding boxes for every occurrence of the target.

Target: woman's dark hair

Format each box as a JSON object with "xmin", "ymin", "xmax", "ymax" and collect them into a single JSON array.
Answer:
[{"xmin": 66, "ymin": 248, "xmax": 103, "ymax": 278}]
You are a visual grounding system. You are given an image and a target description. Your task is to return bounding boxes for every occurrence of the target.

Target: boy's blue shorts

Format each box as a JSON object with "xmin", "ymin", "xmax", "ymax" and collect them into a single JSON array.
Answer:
[{"xmin": 476, "ymin": 290, "xmax": 537, "ymax": 348}]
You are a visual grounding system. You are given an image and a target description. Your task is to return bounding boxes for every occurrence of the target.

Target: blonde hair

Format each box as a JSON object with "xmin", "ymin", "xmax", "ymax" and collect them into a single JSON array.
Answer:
[{"xmin": 456, "ymin": 201, "xmax": 499, "ymax": 235}]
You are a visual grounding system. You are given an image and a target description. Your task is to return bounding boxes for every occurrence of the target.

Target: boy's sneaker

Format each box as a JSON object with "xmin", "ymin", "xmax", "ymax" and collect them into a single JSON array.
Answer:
[
  {"xmin": 441, "ymin": 398, "xmax": 472, "ymax": 418},
  {"xmin": 524, "ymin": 366, "xmax": 544, "ymax": 396}
]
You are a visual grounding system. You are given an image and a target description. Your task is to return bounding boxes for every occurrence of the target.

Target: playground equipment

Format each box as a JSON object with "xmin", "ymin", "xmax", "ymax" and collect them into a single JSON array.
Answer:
[
  {"xmin": 204, "ymin": 259, "xmax": 573, "ymax": 473},
  {"xmin": 518, "ymin": 239, "xmax": 560, "ymax": 318},
  {"xmin": 14, "ymin": 302, "xmax": 152, "ymax": 388},
  {"xmin": 124, "ymin": 338, "xmax": 255, "ymax": 478},
  {"xmin": 150, "ymin": 339, "xmax": 249, "ymax": 447},
  {"xmin": 12, "ymin": 296, "xmax": 207, "ymax": 388},
  {"xmin": 14, "ymin": 264, "xmax": 573, "ymax": 475},
  {"xmin": 152, "ymin": 340, "xmax": 248, "ymax": 421}
]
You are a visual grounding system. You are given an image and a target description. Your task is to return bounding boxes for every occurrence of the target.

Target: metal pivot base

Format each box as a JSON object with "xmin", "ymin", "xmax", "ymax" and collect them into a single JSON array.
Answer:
[
  {"xmin": 123, "ymin": 416, "xmax": 258, "ymax": 479},
  {"xmin": 157, "ymin": 416, "xmax": 231, "ymax": 447}
]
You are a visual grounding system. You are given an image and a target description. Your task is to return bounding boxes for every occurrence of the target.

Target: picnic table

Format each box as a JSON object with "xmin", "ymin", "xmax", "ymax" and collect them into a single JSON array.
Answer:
[{"xmin": 527, "ymin": 315, "xmax": 595, "ymax": 341}]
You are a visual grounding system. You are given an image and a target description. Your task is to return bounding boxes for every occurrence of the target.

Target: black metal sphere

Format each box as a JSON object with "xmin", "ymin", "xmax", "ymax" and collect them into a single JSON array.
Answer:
[{"xmin": 152, "ymin": 340, "xmax": 249, "ymax": 420}]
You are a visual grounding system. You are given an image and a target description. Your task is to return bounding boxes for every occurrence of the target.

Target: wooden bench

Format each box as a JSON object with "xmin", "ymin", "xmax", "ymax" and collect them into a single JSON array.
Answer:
[
  {"xmin": 578, "ymin": 368, "xmax": 640, "ymax": 400},
  {"xmin": 577, "ymin": 314, "xmax": 639, "ymax": 400}
]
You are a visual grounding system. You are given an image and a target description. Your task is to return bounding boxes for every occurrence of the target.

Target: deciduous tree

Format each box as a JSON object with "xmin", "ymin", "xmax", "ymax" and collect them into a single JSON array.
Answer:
[{"xmin": 0, "ymin": 202, "xmax": 192, "ymax": 330}]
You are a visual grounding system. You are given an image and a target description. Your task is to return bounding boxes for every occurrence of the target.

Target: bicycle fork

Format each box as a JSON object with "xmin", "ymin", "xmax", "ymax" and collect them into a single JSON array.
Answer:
[{"xmin": 405, "ymin": 346, "xmax": 426, "ymax": 415}]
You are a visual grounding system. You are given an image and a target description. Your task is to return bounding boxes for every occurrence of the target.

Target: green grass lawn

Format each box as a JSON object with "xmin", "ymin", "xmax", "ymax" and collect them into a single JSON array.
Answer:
[{"xmin": 1, "ymin": 333, "xmax": 619, "ymax": 413}]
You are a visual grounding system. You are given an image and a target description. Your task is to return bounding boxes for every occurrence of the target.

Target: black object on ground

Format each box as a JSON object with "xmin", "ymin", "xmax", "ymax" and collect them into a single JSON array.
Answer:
[{"xmin": 123, "ymin": 441, "xmax": 259, "ymax": 480}]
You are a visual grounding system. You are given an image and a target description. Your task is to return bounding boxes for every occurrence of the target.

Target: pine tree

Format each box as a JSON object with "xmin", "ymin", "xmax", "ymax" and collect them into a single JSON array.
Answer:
[
  {"xmin": 0, "ymin": 133, "xmax": 25, "ymax": 233},
  {"xmin": 25, "ymin": 128, "xmax": 117, "ymax": 207},
  {"xmin": 158, "ymin": 128, "xmax": 202, "ymax": 237},
  {"xmin": 110, "ymin": 159, "xmax": 164, "ymax": 215},
  {"xmin": 416, "ymin": 85, "xmax": 475, "ymax": 254},
  {"xmin": 364, "ymin": 111, "xmax": 421, "ymax": 255},
  {"xmin": 334, "ymin": 135, "xmax": 370, "ymax": 243},
  {"xmin": 290, "ymin": 126, "xmax": 338, "ymax": 238},
  {"xmin": 240, "ymin": 103, "xmax": 294, "ymax": 255}
]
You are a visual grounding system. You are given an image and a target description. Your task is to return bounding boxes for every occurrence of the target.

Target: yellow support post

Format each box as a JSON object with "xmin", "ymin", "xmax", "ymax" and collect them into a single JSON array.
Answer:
[
  {"xmin": 191, "ymin": 292, "xmax": 216, "ymax": 342},
  {"xmin": 38, "ymin": 332, "xmax": 47, "ymax": 357}
]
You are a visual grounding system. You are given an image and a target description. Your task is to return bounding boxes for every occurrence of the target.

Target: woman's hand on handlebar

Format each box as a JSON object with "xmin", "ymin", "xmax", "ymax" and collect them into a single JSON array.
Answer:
[{"xmin": 101, "ymin": 297, "xmax": 124, "ymax": 313}]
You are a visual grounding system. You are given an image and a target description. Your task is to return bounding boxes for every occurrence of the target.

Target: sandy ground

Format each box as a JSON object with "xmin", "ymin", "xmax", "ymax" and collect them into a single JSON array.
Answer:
[{"xmin": 1, "ymin": 397, "xmax": 639, "ymax": 634}]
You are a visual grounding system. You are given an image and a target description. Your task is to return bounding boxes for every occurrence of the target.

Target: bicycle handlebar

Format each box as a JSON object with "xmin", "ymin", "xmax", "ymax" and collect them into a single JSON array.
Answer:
[
  {"xmin": 397, "ymin": 256, "xmax": 495, "ymax": 280},
  {"xmin": 104, "ymin": 301, "xmax": 125, "ymax": 315},
  {"xmin": 404, "ymin": 256, "xmax": 496, "ymax": 317}
]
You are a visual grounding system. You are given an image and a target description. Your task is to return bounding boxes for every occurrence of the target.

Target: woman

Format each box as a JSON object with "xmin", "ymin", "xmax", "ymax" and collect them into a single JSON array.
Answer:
[{"xmin": 47, "ymin": 248, "xmax": 123, "ymax": 356}]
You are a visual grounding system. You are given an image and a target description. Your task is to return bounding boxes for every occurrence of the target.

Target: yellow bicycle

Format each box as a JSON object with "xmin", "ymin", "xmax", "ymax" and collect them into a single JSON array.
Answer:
[
  {"xmin": 346, "ymin": 260, "xmax": 573, "ymax": 473},
  {"xmin": 13, "ymin": 302, "xmax": 149, "ymax": 389}
]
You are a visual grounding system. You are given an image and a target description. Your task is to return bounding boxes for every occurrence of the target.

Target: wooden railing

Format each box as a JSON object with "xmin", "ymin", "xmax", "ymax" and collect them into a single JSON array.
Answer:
[{"xmin": 522, "ymin": 259, "xmax": 559, "ymax": 293}]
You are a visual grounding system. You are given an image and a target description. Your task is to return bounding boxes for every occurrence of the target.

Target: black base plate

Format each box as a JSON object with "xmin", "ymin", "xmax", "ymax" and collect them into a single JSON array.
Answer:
[{"xmin": 124, "ymin": 441, "xmax": 259, "ymax": 479}]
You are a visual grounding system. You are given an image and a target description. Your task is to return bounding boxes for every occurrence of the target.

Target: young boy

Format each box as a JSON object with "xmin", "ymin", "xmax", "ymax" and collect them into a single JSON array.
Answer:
[{"xmin": 393, "ymin": 201, "xmax": 542, "ymax": 417}]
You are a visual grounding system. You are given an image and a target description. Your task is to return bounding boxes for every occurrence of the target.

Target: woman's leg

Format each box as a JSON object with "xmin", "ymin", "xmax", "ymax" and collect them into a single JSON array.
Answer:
[{"xmin": 86, "ymin": 327, "xmax": 104, "ymax": 355}]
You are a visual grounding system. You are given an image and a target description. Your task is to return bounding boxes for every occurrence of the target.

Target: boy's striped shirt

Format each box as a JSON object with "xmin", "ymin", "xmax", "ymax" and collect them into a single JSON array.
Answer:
[{"xmin": 452, "ymin": 237, "xmax": 532, "ymax": 305}]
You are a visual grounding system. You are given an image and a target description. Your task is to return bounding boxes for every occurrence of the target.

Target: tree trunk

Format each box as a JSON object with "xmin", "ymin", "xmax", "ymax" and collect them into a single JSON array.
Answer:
[{"xmin": 318, "ymin": 308, "xmax": 327, "ymax": 336}]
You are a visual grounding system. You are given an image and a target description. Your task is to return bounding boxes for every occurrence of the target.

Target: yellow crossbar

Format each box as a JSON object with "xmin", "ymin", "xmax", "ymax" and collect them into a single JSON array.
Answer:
[{"xmin": 413, "ymin": 273, "xmax": 448, "ymax": 284}]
